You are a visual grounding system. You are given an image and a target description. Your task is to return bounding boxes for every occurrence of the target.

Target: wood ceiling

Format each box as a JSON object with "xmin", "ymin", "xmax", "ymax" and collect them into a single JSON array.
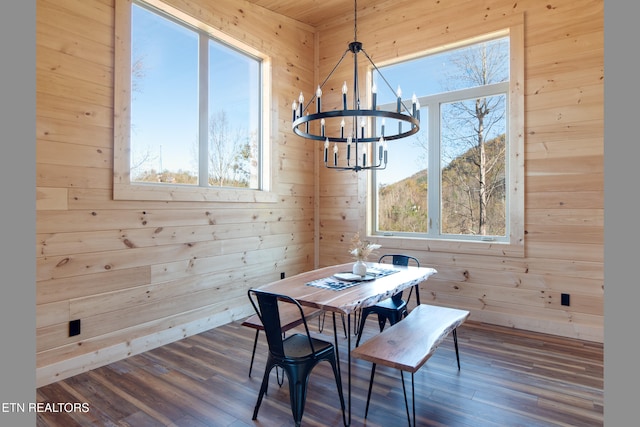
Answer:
[{"xmin": 243, "ymin": 0, "xmax": 381, "ymax": 28}]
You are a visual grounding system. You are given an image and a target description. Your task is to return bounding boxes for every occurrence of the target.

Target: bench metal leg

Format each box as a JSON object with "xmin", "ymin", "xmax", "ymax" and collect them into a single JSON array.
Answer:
[
  {"xmin": 399, "ymin": 371, "xmax": 415, "ymax": 427},
  {"xmin": 363, "ymin": 336, "xmax": 460, "ymax": 427},
  {"xmin": 411, "ymin": 373, "xmax": 415, "ymax": 427},
  {"xmin": 364, "ymin": 363, "xmax": 377, "ymax": 419},
  {"xmin": 366, "ymin": 365, "xmax": 415, "ymax": 427}
]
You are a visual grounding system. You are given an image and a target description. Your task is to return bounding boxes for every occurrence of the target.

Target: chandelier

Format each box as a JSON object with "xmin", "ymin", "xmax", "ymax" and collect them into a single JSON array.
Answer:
[{"xmin": 291, "ymin": 0, "xmax": 420, "ymax": 172}]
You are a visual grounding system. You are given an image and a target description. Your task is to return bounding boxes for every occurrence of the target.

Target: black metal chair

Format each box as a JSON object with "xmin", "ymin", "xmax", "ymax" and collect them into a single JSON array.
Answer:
[
  {"xmin": 248, "ymin": 289, "xmax": 347, "ymax": 427},
  {"xmin": 355, "ymin": 254, "xmax": 421, "ymax": 347},
  {"xmin": 242, "ymin": 304, "xmax": 321, "ymax": 378}
]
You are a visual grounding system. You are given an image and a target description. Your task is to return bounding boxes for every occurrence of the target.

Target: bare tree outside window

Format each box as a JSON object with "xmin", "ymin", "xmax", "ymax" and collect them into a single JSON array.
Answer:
[
  {"xmin": 375, "ymin": 35, "xmax": 509, "ymax": 240},
  {"xmin": 440, "ymin": 39, "xmax": 508, "ymax": 236},
  {"xmin": 129, "ymin": 50, "xmax": 159, "ymax": 181},
  {"xmin": 208, "ymin": 110, "xmax": 254, "ymax": 187}
]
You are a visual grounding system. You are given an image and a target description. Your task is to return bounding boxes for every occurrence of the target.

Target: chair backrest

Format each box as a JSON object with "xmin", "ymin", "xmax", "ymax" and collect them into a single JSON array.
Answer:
[
  {"xmin": 247, "ymin": 289, "xmax": 316, "ymax": 358},
  {"xmin": 378, "ymin": 254, "xmax": 420, "ymax": 304},
  {"xmin": 378, "ymin": 254, "xmax": 420, "ymax": 268}
]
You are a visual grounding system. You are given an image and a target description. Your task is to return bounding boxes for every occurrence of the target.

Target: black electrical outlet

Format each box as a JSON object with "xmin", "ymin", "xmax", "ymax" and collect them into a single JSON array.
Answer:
[
  {"xmin": 561, "ymin": 293, "xmax": 570, "ymax": 306},
  {"xmin": 69, "ymin": 319, "xmax": 81, "ymax": 337},
  {"xmin": 280, "ymin": 272, "xmax": 286, "ymax": 280}
]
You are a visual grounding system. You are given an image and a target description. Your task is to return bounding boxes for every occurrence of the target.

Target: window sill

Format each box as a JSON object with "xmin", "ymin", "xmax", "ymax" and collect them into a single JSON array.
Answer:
[
  {"xmin": 369, "ymin": 234, "xmax": 525, "ymax": 258},
  {"xmin": 113, "ymin": 182, "xmax": 279, "ymax": 203}
]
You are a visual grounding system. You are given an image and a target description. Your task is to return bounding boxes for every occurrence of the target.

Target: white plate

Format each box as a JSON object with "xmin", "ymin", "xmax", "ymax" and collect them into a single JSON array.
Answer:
[{"xmin": 333, "ymin": 272, "xmax": 375, "ymax": 282}]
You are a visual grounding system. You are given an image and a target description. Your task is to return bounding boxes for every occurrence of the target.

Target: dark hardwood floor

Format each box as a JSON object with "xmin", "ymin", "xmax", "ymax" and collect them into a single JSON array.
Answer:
[{"xmin": 36, "ymin": 313, "xmax": 603, "ymax": 426}]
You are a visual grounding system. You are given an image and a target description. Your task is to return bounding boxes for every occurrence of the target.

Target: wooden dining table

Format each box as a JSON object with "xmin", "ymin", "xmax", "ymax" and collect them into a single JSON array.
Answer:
[{"xmin": 257, "ymin": 262, "xmax": 438, "ymax": 426}]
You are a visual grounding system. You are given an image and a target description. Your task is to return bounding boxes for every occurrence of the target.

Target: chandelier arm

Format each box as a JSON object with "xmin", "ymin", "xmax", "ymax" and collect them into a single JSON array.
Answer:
[
  {"xmin": 361, "ymin": 48, "xmax": 414, "ymax": 116},
  {"xmin": 302, "ymin": 48, "xmax": 351, "ymax": 114}
]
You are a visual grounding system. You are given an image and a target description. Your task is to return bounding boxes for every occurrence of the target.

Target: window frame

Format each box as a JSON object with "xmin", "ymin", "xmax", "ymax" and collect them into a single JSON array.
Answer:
[
  {"xmin": 113, "ymin": 0, "xmax": 275, "ymax": 202},
  {"xmin": 365, "ymin": 23, "xmax": 525, "ymax": 258}
]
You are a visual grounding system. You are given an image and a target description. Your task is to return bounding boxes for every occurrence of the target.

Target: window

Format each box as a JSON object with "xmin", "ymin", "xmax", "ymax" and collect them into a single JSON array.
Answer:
[
  {"xmin": 370, "ymin": 27, "xmax": 524, "ymax": 252},
  {"xmin": 114, "ymin": 0, "xmax": 273, "ymax": 202}
]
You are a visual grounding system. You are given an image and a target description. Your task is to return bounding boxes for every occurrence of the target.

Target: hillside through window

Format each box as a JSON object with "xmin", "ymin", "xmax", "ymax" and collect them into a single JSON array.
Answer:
[{"xmin": 372, "ymin": 34, "xmax": 514, "ymax": 243}]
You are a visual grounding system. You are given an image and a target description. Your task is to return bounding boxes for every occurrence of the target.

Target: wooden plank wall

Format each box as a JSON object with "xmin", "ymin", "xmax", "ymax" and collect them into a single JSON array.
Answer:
[
  {"xmin": 35, "ymin": 0, "xmax": 317, "ymax": 387},
  {"xmin": 317, "ymin": 0, "xmax": 604, "ymax": 343},
  {"xmin": 36, "ymin": 0, "xmax": 604, "ymax": 387}
]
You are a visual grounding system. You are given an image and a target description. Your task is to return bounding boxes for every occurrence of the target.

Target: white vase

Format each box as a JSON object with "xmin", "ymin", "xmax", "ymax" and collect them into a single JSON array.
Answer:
[{"xmin": 352, "ymin": 260, "xmax": 367, "ymax": 277}]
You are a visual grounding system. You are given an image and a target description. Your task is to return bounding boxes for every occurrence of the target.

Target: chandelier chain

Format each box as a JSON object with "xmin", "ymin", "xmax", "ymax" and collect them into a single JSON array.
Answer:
[{"xmin": 354, "ymin": 0, "xmax": 358, "ymax": 43}]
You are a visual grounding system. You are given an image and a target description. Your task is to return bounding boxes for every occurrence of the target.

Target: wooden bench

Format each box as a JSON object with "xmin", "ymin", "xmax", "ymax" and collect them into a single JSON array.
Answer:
[
  {"xmin": 242, "ymin": 303, "xmax": 321, "ymax": 378},
  {"xmin": 351, "ymin": 303, "xmax": 470, "ymax": 427}
]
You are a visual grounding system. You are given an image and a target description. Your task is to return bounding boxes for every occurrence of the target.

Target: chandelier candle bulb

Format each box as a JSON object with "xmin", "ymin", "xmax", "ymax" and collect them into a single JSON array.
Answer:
[
  {"xmin": 412, "ymin": 93, "xmax": 417, "ymax": 116},
  {"xmin": 341, "ymin": 119, "xmax": 345, "ymax": 139},
  {"xmin": 378, "ymin": 137, "xmax": 384, "ymax": 160},
  {"xmin": 361, "ymin": 118, "xmax": 366, "ymax": 139},
  {"xmin": 372, "ymin": 83, "xmax": 377, "ymax": 109},
  {"xmin": 347, "ymin": 136, "xmax": 352, "ymax": 160},
  {"xmin": 324, "ymin": 139, "xmax": 329, "ymax": 163},
  {"xmin": 342, "ymin": 81, "xmax": 348, "ymax": 110},
  {"xmin": 381, "ymin": 118, "xmax": 385, "ymax": 137},
  {"xmin": 298, "ymin": 92, "xmax": 304, "ymax": 117},
  {"xmin": 334, "ymin": 143, "xmax": 338, "ymax": 166},
  {"xmin": 396, "ymin": 86, "xmax": 402, "ymax": 113},
  {"xmin": 292, "ymin": 100, "xmax": 297, "ymax": 121},
  {"xmin": 384, "ymin": 141, "xmax": 388, "ymax": 164},
  {"xmin": 321, "ymin": 118, "xmax": 325, "ymax": 137},
  {"xmin": 316, "ymin": 86, "xmax": 322, "ymax": 112}
]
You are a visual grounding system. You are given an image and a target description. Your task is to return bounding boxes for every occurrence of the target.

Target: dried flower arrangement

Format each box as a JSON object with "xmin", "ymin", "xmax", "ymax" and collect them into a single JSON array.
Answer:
[{"xmin": 349, "ymin": 232, "xmax": 381, "ymax": 262}]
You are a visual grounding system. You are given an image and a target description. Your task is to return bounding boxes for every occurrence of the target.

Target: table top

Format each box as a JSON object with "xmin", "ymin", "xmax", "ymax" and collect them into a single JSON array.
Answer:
[{"xmin": 257, "ymin": 262, "xmax": 437, "ymax": 315}]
